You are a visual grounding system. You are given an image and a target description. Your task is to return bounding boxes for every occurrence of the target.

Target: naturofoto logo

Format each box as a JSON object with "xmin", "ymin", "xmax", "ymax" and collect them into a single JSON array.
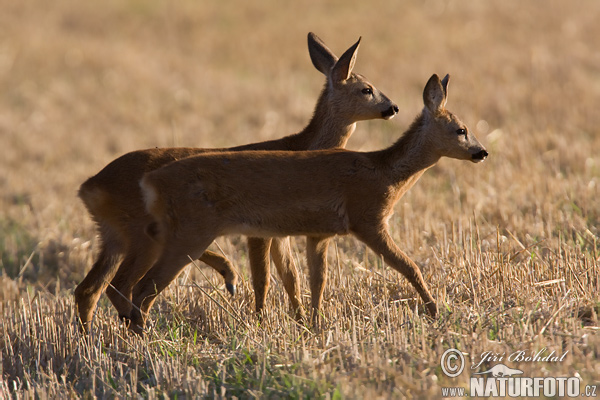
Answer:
[
  {"xmin": 473, "ymin": 363, "xmax": 523, "ymax": 377},
  {"xmin": 440, "ymin": 348, "xmax": 598, "ymax": 398}
]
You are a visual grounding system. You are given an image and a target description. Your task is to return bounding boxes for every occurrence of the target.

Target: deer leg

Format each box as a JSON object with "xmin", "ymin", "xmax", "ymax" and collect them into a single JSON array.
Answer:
[
  {"xmin": 306, "ymin": 236, "xmax": 330, "ymax": 326},
  {"xmin": 270, "ymin": 237, "xmax": 304, "ymax": 320},
  {"xmin": 198, "ymin": 250, "xmax": 238, "ymax": 296},
  {"xmin": 107, "ymin": 234, "xmax": 161, "ymax": 322},
  {"xmin": 74, "ymin": 238, "xmax": 122, "ymax": 331},
  {"xmin": 247, "ymin": 237, "xmax": 272, "ymax": 317},
  {"xmin": 355, "ymin": 227, "xmax": 437, "ymax": 317},
  {"xmin": 129, "ymin": 236, "xmax": 213, "ymax": 334}
]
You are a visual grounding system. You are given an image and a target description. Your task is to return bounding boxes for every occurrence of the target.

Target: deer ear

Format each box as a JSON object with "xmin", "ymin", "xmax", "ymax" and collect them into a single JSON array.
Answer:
[
  {"xmin": 423, "ymin": 74, "xmax": 447, "ymax": 113},
  {"xmin": 331, "ymin": 36, "xmax": 361, "ymax": 83},
  {"xmin": 308, "ymin": 32, "xmax": 338, "ymax": 75},
  {"xmin": 441, "ymin": 74, "xmax": 450, "ymax": 100}
]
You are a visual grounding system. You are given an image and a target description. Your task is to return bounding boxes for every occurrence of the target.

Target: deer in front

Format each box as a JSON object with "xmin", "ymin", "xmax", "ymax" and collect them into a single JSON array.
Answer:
[
  {"xmin": 74, "ymin": 32, "xmax": 398, "ymax": 331},
  {"xmin": 132, "ymin": 73, "xmax": 488, "ymax": 333}
]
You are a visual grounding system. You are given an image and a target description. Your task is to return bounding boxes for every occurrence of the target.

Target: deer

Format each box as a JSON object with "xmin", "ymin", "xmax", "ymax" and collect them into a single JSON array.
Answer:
[
  {"xmin": 74, "ymin": 32, "xmax": 399, "ymax": 331},
  {"xmin": 130, "ymin": 73, "xmax": 489, "ymax": 334}
]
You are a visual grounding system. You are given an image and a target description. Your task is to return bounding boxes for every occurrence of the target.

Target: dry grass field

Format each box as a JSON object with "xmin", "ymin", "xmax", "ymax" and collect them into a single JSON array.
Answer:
[{"xmin": 1, "ymin": 0, "xmax": 599, "ymax": 398}]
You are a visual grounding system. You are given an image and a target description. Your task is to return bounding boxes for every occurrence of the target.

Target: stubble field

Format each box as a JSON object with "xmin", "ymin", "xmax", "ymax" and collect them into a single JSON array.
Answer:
[{"xmin": 0, "ymin": 0, "xmax": 599, "ymax": 398}]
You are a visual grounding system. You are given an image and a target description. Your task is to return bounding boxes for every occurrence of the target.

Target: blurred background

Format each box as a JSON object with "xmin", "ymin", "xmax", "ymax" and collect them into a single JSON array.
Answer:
[
  {"xmin": 1, "ymin": 1, "xmax": 599, "ymax": 397},
  {"xmin": 0, "ymin": 0, "xmax": 598, "ymax": 295}
]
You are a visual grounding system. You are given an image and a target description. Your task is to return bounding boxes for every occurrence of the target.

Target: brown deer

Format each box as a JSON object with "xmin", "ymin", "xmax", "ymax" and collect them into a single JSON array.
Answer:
[
  {"xmin": 74, "ymin": 32, "xmax": 399, "ymax": 330},
  {"xmin": 131, "ymin": 75, "xmax": 488, "ymax": 332},
  {"xmin": 131, "ymin": 73, "xmax": 488, "ymax": 334}
]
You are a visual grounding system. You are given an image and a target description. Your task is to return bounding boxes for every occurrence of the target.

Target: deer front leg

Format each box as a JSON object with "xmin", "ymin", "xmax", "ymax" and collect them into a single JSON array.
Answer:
[
  {"xmin": 270, "ymin": 237, "xmax": 304, "ymax": 320},
  {"xmin": 247, "ymin": 237, "xmax": 272, "ymax": 317},
  {"xmin": 355, "ymin": 227, "xmax": 437, "ymax": 317},
  {"xmin": 306, "ymin": 236, "xmax": 330, "ymax": 326},
  {"xmin": 198, "ymin": 250, "xmax": 238, "ymax": 296}
]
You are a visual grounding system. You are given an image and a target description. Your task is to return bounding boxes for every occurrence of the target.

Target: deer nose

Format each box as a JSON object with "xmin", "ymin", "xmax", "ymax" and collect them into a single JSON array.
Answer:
[
  {"xmin": 381, "ymin": 104, "xmax": 399, "ymax": 119},
  {"xmin": 472, "ymin": 150, "xmax": 489, "ymax": 162}
]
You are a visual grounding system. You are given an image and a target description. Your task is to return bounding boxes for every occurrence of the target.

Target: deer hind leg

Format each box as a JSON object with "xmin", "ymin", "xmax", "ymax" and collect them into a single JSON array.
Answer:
[
  {"xmin": 74, "ymin": 226, "xmax": 123, "ymax": 331},
  {"xmin": 270, "ymin": 237, "xmax": 304, "ymax": 320},
  {"xmin": 306, "ymin": 236, "xmax": 331, "ymax": 326},
  {"xmin": 355, "ymin": 227, "xmax": 437, "ymax": 317},
  {"xmin": 106, "ymin": 232, "xmax": 161, "ymax": 322},
  {"xmin": 129, "ymin": 236, "xmax": 213, "ymax": 334},
  {"xmin": 247, "ymin": 237, "xmax": 272, "ymax": 317},
  {"xmin": 198, "ymin": 250, "xmax": 238, "ymax": 296}
]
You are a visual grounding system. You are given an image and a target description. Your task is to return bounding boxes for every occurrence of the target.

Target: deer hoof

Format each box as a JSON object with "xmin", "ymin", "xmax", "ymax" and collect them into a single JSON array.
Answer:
[{"xmin": 226, "ymin": 283, "xmax": 236, "ymax": 296}]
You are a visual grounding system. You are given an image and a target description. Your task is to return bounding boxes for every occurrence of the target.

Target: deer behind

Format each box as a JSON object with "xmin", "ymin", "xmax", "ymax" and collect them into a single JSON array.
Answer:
[
  {"xmin": 74, "ymin": 32, "xmax": 398, "ymax": 330},
  {"xmin": 130, "ymin": 74, "xmax": 488, "ymax": 333}
]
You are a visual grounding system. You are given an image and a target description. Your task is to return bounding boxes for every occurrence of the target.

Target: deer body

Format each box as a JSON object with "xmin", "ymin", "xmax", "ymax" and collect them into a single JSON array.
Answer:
[
  {"xmin": 145, "ymin": 151, "xmax": 422, "ymax": 239},
  {"xmin": 74, "ymin": 32, "xmax": 398, "ymax": 330},
  {"xmin": 131, "ymin": 74, "xmax": 488, "ymax": 333}
]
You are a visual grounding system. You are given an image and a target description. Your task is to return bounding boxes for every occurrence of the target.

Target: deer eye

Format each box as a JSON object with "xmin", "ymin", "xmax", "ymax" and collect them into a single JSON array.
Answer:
[
  {"xmin": 456, "ymin": 128, "xmax": 466, "ymax": 135},
  {"xmin": 361, "ymin": 88, "xmax": 373, "ymax": 95}
]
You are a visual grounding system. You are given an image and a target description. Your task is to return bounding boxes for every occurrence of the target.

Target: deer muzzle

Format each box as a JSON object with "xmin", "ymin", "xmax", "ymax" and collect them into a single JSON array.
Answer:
[
  {"xmin": 381, "ymin": 104, "xmax": 399, "ymax": 120},
  {"xmin": 471, "ymin": 149, "xmax": 489, "ymax": 162}
]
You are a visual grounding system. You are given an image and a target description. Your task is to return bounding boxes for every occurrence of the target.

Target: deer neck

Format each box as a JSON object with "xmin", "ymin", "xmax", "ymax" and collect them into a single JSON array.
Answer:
[
  {"xmin": 381, "ymin": 113, "xmax": 441, "ymax": 187},
  {"xmin": 289, "ymin": 85, "xmax": 356, "ymax": 151}
]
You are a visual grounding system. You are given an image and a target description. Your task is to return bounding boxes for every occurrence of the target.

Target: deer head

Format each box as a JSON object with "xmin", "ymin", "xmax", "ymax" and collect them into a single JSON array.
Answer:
[
  {"xmin": 422, "ymin": 74, "xmax": 488, "ymax": 163},
  {"xmin": 308, "ymin": 32, "xmax": 399, "ymax": 122}
]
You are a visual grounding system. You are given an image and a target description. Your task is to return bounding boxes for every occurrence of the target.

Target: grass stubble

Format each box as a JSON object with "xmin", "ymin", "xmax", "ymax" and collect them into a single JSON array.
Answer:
[{"xmin": 0, "ymin": 0, "xmax": 599, "ymax": 398}]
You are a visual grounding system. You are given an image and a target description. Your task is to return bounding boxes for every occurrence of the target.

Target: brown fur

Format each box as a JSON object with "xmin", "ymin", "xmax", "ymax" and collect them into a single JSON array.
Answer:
[
  {"xmin": 74, "ymin": 32, "xmax": 398, "ymax": 330},
  {"xmin": 130, "ymin": 74, "xmax": 488, "ymax": 333}
]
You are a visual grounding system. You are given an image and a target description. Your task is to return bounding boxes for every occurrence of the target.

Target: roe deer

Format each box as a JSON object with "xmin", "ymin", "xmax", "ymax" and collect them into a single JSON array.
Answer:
[
  {"xmin": 74, "ymin": 32, "xmax": 399, "ymax": 330},
  {"xmin": 131, "ymin": 74, "xmax": 488, "ymax": 334}
]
